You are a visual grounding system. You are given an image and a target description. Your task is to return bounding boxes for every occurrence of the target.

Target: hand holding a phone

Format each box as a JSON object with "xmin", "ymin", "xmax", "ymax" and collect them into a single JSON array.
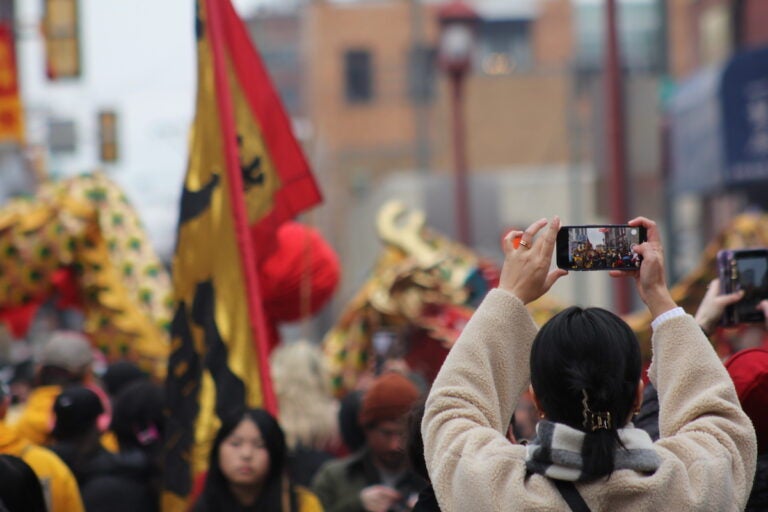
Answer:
[
  {"xmin": 717, "ymin": 249, "xmax": 768, "ymax": 325},
  {"xmin": 759, "ymin": 300, "xmax": 768, "ymax": 330},
  {"xmin": 694, "ymin": 279, "xmax": 744, "ymax": 335},
  {"xmin": 499, "ymin": 216, "xmax": 567, "ymax": 305},
  {"xmin": 609, "ymin": 217, "xmax": 677, "ymax": 319},
  {"xmin": 360, "ymin": 485, "xmax": 404, "ymax": 512}
]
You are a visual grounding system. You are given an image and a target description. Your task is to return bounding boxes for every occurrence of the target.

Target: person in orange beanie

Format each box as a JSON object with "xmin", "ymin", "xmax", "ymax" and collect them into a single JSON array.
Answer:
[{"xmin": 312, "ymin": 372, "xmax": 427, "ymax": 512}]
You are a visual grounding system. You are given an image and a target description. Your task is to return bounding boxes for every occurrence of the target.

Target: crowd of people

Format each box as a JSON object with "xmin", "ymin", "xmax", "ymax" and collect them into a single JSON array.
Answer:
[
  {"xmin": 0, "ymin": 330, "xmax": 165, "ymax": 512},
  {"xmin": 1, "ymin": 215, "xmax": 767, "ymax": 511}
]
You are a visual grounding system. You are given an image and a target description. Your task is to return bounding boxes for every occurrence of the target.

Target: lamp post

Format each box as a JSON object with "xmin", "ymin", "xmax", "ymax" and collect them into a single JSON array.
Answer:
[
  {"xmin": 604, "ymin": 0, "xmax": 631, "ymax": 314},
  {"xmin": 437, "ymin": 0, "xmax": 479, "ymax": 247}
]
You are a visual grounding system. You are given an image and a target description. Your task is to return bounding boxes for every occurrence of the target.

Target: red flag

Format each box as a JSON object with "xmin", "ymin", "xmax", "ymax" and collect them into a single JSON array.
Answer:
[
  {"xmin": 163, "ymin": 0, "xmax": 321, "ymax": 509},
  {"xmin": 218, "ymin": 0, "xmax": 320, "ymax": 242}
]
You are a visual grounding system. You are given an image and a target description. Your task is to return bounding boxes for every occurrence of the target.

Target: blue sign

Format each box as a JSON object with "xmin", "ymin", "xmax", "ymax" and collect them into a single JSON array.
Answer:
[
  {"xmin": 721, "ymin": 46, "xmax": 768, "ymax": 186},
  {"xmin": 668, "ymin": 45, "xmax": 768, "ymax": 193}
]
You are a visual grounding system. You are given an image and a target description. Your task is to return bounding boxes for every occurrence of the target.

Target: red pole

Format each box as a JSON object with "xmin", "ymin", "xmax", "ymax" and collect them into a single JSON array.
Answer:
[
  {"xmin": 604, "ymin": 0, "xmax": 630, "ymax": 314},
  {"xmin": 450, "ymin": 70, "xmax": 472, "ymax": 246},
  {"xmin": 205, "ymin": 0, "xmax": 278, "ymax": 415}
]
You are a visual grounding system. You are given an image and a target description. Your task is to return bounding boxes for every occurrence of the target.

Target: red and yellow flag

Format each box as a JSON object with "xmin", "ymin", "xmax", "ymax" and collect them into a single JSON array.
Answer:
[{"xmin": 162, "ymin": 0, "xmax": 321, "ymax": 509}]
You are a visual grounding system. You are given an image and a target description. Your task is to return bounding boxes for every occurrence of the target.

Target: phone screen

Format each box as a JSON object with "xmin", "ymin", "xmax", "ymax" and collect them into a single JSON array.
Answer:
[
  {"xmin": 733, "ymin": 253, "xmax": 768, "ymax": 323},
  {"xmin": 556, "ymin": 225, "xmax": 646, "ymax": 271}
]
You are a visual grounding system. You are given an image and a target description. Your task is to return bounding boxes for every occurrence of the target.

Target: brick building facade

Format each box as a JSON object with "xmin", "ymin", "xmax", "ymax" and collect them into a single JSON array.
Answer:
[{"xmin": 248, "ymin": 0, "xmax": 667, "ymax": 312}]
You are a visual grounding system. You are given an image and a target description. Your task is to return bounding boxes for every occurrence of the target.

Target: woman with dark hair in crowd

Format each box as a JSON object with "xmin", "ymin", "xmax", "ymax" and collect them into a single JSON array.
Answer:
[
  {"xmin": 72, "ymin": 379, "xmax": 165, "ymax": 512},
  {"xmin": 422, "ymin": 216, "xmax": 756, "ymax": 511},
  {"xmin": 0, "ymin": 454, "xmax": 48, "ymax": 512},
  {"xmin": 192, "ymin": 408, "xmax": 323, "ymax": 512}
]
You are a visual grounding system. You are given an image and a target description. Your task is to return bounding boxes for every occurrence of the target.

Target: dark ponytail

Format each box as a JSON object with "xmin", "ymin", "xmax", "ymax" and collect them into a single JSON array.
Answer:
[
  {"xmin": 530, "ymin": 306, "xmax": 641, "ymax": 479},
  {"xmin": 582, "ymin": 429, "xmax": 617, "ymax": 476}
]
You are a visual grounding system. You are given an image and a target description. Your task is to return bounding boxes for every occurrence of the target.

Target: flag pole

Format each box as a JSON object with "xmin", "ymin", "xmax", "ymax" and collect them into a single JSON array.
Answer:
[{"xmin": 203, "ymin": 0, "xmax": 278, "ymax": 416}]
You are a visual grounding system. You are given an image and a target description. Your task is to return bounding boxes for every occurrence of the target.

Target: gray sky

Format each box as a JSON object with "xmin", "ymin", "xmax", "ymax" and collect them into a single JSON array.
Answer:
[{"xmin": 16, "ymin": 0, "xmax": 265, "ymax": 258}]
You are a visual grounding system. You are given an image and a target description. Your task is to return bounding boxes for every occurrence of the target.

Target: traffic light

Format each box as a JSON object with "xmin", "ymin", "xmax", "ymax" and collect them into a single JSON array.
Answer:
[
  {"xmin": 43, "ymin": 0, "xmax": 80, "ymax": 80},
  {"xmin": 98, "ymin": 110, "xmax": 118, "ymax": 162}
]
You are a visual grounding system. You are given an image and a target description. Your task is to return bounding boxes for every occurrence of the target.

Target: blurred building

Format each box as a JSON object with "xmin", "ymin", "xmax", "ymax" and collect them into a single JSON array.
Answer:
[
  {"xmin": 666, "ymin": 0, "xmax": 768, "ymax": 278},
  {"xmin": 248, "ymin": 0, "xmax": 669, "ymax": 311}
]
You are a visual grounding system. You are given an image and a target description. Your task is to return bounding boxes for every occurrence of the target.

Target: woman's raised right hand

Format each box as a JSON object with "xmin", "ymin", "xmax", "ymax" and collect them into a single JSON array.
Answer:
[{"xmin": 499, "ymin": 216, "xmax": 567, "ymax": 305}]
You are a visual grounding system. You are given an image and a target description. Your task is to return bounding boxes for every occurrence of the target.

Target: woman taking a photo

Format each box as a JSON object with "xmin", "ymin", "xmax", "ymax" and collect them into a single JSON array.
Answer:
[
  {"xmin": 192, "ymin": 408, "xmax": 323, "ymax": 512},
  {"xmin": 422, "ymin": 216, "xmax": 756, "ymax": 511}
]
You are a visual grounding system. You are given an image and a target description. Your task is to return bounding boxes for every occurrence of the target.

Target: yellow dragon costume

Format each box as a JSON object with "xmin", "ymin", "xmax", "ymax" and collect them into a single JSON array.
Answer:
[{"xmin": 0, "ymin": 172, "xmax": 171, "ymax": 377}]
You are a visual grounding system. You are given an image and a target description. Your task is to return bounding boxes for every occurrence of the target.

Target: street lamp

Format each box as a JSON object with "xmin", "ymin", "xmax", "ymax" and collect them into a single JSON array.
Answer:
[{"xmin": 437, "ymin": 0, "xmax": 479, "ymax": 246}]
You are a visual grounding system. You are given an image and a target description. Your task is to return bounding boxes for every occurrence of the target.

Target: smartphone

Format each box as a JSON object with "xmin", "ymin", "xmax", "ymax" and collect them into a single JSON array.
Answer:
[
  {"xmin": 372, "ymin": 331, "xmax": 397, "ymax": 375},
  {"xmin": 717, "ymin": 249, "xmax": 768, "ymax": 326},
  {"xmin": 556, "ymin": 225, "xmax": 647, "ymax": 271}
]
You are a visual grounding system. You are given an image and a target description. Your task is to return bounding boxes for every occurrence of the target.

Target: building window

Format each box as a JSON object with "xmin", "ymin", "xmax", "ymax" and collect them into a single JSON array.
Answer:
[
  {"xmin": 477, "ymin": 19, "xmax": 532, "ymax": 75},
  {"xmin": 408, "ymin": 45, "xmax": 436, "ymax": 104},
  {"xmin": 574, "ymin": 1, "xmax": 663, "ymax": 73},
  {"xmin": 43, "ymin": 0, "xmax": 81, "ymax": 80},
  {"xmin": 344, "ymin": 49, "xmax": 373, "ymax": 104},
  {"xmin": 48, "ymin": 118, "xmax": 77, "ymax": 154}
]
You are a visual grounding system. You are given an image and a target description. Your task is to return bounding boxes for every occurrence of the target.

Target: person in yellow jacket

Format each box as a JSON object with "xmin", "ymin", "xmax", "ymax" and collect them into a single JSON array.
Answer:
[
  {"xmin": 190, "ymin": 407, "xmax": 323, "ymax": 512},
  {"xmin": 11, "ymin": 331, "xmax": 109, "ymax": 447},
  {"xmin": 0, "ymin": 383, "xmax": 85, "ymax": 512}
]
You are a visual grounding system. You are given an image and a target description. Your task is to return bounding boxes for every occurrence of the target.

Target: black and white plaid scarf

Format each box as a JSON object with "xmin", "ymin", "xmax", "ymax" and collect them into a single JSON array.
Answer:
[{"xmin": 525, "ymin": 420, "xmax": 661, "ymax": 482}]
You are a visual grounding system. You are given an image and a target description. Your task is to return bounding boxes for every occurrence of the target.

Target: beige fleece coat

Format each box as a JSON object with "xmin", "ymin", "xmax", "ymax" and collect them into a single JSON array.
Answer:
[{"xmin": 422, "ymin": 289, "xmax": 757, "ymax": 511}]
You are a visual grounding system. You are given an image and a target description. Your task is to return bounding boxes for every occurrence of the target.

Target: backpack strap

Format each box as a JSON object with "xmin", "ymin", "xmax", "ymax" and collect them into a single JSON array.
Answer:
[{"xmin": 553, "ymin": 479, "xmax": 591, "ymax": 512}]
